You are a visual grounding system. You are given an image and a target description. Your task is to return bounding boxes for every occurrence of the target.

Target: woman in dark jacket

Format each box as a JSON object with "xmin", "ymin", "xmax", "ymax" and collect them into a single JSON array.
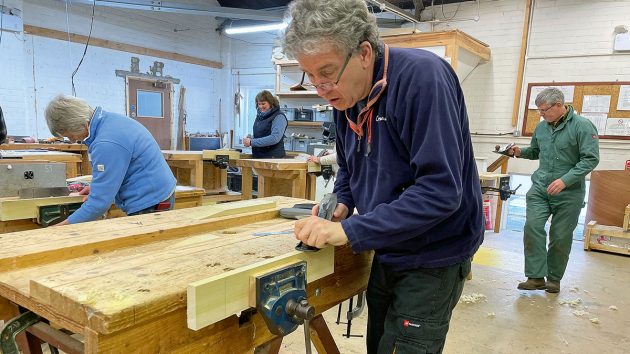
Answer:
[{"xmin": 243, "ymin": 90, "xmax": 288, "ymax": 158}]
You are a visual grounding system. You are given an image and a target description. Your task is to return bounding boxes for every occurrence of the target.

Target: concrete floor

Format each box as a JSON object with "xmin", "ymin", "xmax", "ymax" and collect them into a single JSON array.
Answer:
[{"xmin": 280, "ymin": 230, "xmax": 630, "ymax": 354}]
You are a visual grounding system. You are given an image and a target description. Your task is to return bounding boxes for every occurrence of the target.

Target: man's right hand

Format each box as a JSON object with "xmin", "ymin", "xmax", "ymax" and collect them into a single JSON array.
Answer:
[{"xmin": 508, "ymin": 146, "xmax": 522, "ymax": 157}]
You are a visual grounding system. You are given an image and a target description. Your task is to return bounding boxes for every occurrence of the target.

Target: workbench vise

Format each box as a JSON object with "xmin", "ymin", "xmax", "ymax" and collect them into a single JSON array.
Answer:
[
  {"xmin": 255, "ymin": 261, "xmax": 314, "ymax": 337},
  {"xmin": 210, "ymin": 154, "xmax": 230, "ymax": 169},
  {"xmin": 481, "ymin": 176, "xmax": 521, "ymax": 201}
]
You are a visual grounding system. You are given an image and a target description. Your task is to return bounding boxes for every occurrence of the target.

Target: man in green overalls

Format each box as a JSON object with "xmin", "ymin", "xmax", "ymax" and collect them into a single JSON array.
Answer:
[{"xmin": 509, "ymin": 87, "xmax": 599, "ymax": 293}]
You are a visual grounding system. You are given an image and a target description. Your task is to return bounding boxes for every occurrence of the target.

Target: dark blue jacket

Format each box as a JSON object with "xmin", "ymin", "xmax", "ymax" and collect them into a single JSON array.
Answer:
[
  {"xmin": 252, "ymin": 107, "xmax": 287, "ymax": 158},
  {"xmin": 336, "ymin": 46, "xmax": 484, "ymax": 271}
]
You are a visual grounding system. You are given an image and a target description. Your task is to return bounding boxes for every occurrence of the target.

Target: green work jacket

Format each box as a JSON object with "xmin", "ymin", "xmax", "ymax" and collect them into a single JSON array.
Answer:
[{"xmin": 520, "ymin": 105, "xmax": 600, "ymax": 192}]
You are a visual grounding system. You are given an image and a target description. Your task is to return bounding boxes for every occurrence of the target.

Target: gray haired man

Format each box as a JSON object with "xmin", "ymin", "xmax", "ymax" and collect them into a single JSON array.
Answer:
[
  {"xmin": 285, "ymin": 0, "xmax": 484, "ymax": 353},
  {"xmin": 509, "ymin": 87, "xmax": 599, "ymax": 293}
]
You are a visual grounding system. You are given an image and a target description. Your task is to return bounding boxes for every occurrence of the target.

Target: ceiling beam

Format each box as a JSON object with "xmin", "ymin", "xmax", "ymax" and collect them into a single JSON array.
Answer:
[
  {"xmin": 60, "ymin": 0, "xmax": 284, "ymax": 21},
  {"xmin": 24, "ymin": 25, "xmax": 223, "ymax": 69}
]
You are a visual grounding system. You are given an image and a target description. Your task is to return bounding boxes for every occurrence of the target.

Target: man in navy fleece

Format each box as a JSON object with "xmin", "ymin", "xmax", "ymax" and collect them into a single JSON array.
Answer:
[
  {"xmin": 285, "ymin": 0, "xmax": 484, "ymax": 352},
  {"xmin": 44, "ymin": 95, "xmax": 176, "ymax": 225}
]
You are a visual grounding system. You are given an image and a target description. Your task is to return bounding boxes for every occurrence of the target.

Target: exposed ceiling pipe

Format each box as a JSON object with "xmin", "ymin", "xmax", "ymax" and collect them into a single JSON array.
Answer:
[
  {"xmin": 366, "ymin": 0, "xmax": 420, "ymax": 24},
  {"xmin": 60, "ymin": 0, "xmax": 284, "ymax": 21}
]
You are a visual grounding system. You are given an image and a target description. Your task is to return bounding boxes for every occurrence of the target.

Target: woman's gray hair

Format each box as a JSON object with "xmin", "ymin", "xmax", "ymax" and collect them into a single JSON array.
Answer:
[
  {"xmin": 535, "ymin": 87, "xmax": 565, "ymax": 107},
  {"xmin": 283, "ymin": 0, "xmax": 380, "ymax": 58},
  {"xmin": 44, "ymin": 95, "xmax": 94, "ymax": 137}
]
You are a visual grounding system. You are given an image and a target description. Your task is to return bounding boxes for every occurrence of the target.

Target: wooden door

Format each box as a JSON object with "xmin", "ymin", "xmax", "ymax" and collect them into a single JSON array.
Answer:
[{"xmin": 127, "ymin": 78, "xmax": 173, "ymax": 149}]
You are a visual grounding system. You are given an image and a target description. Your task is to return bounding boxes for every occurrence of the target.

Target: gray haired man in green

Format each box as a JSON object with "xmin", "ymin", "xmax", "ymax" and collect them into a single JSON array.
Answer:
[{"xmin": 509, "ymin": 87, "xmax": 599, "ymax": 293}]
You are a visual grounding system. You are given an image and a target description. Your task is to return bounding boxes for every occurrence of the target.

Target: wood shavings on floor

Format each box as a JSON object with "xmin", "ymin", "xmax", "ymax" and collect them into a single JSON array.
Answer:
[
  {"xmin": 571, "ymin": 310, "xmax": 589, "ymax": 317},
  {"xmin": 459, "ymin": 293, "xmax": 487, "ymax": 304},
  {"xmin": 559, "ymin": 298, "xmax": 582, "ymax": 308}
]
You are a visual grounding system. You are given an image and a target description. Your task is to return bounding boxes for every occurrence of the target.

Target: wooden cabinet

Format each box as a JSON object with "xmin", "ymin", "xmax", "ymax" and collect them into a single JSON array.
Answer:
[{"xmin": 382, "ymin": 30, "xmax": 491, "ymax": 82}]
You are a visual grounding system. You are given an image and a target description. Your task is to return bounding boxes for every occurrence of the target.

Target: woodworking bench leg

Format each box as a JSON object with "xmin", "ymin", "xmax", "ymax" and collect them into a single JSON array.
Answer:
[
  {"xmin": 80, "ymin": 150, "xmax": 92, "ymax": 175},
  {"xmin": 258, "ymin": 174, "xmax": 271, "ymax": 198},
  {"xmin": 309, "ymin": 314, "xmax": 340, "ymax": 354},
  {"xmin": 291, "ymin": 170, "xmax": 307, "ymax": 199},
  {"xmin": 306, "ymin": 174, "xmax": 317, "ymax": 201},
  {"xmin": 191, "ymin": 160, "xmax": 204, "ymax": 189},
  {"xmin": 241, "ymin": 167, "xmax": 253, "ymax": 200},
  {"xmin": 65, "ymin": 162, "xmax": 79, "ymax": 179}
]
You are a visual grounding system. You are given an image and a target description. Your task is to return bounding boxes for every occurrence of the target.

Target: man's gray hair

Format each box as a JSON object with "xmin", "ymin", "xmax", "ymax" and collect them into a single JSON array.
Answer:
[
  {"xmin": 44, "ymin": 95, "xmax": 94, "ymax": 137},
  {"xmin": 283, "ymin": 0, "xmax": 380, "ymax": 58},
  {"xmin": 535, "ymin": 87, "xmax": 565, "ymax": 107}
]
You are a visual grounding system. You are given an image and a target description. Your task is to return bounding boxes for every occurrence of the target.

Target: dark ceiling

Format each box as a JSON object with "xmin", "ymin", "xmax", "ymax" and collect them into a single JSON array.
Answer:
[{"xmin": 217, "ymin": 0, "xmax": 470, "ymax": 11}]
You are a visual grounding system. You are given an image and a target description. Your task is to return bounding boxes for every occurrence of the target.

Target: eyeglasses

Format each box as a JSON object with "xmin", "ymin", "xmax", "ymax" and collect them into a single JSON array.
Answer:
[
  {"xmin": 538, "ymin": 102, "xmax": 558, "ymax": 114},
  {"xmin": 302, "ymin": 53, "xmax": 352, "ymax": 92}
]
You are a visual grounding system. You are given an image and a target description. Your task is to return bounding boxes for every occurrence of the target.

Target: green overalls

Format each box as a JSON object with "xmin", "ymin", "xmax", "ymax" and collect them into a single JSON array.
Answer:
[{"xmin": 519, "ymin": 105, "xmax": 599, "ymax": 281}]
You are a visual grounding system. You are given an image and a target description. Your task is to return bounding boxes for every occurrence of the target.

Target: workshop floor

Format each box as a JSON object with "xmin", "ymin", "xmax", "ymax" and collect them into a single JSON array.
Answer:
[{"xmin": 281, "ymin": 230, "xmax": 630, "ymax": 354}]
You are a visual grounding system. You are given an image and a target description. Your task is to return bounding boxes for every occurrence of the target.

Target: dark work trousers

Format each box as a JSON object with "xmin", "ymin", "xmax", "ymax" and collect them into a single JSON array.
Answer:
[
  {"xmin": 128, "ymin": 192, "xmax": 175, "ymax": 216},
  {"xmin": 366, "ymin": 255, "xmax": 471, "ymax": 354}
]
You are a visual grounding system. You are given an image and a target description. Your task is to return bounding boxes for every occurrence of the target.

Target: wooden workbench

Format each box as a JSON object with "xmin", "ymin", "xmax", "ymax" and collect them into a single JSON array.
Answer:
[
  {"xmin": 235, "ymin": 158, "xmax": 317, "ymax": 201},
  {"xmin": 0, "ymin": 186, "xmax": 205, "ymax": 234},
  {"xmin": 162, "ymin": 150, "xmax": 241, "ymax": 197},
  {"xmin": 0, "ymin": 150, "xmax": 83, "ymax": 178},
  {"xmin": 0, "ymin": 197, "xmax": 371, "ymax": 353},
  {"xmin": 1, "ymin": 143, "xmax": 91, "ymax": 175}
]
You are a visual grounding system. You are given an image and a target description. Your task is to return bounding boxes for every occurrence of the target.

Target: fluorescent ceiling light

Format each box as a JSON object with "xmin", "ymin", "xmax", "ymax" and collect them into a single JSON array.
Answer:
[{"xmin": 224, "ymin": 22, "xmax": 287, "ymax": 35}]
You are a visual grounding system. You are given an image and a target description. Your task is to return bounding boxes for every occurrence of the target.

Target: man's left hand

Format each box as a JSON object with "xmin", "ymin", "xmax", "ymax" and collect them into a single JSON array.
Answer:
[
  {"xmin": 547, "ymin": 179, "xmax": 566, "ymax": 195},
  {"xmin": 294, "ymin": 216, "xmax": 348, "ymax": 248}
]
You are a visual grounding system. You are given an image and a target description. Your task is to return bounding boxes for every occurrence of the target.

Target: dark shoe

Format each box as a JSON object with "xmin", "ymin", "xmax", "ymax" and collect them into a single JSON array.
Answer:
[
  {"xmin": 517, "ymin": 278, "xmax": 546, "ymax": 290},
  {"xmin": 545, "ymin": 279, "xmax": 560, "ymax": 293}
]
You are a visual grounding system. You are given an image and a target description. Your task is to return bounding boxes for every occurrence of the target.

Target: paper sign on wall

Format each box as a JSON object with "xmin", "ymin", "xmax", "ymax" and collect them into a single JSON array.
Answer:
[
  {"xmin": 605, "ymin": 118, "xmax": 630, "ymax": 136},
  {"xmin": 582, "ymin": 113, "xmax": 608, "ymax": 135},
  {"xmin": 617, "ymin": 85, "xmax": 630, "ymax": 111},
  {"xmin": 528, "ymin": 86, "xmax": 575, "ymax": 109},
  {"xmin": 582, "ymin": 95, "xmax": 612, "ymax": 113}
]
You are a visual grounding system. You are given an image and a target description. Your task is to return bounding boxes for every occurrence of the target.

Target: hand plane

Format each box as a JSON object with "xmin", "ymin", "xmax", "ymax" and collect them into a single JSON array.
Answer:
[{"xmin": 295, "ymin": 193, "xmax": 337, "ymax": 252}]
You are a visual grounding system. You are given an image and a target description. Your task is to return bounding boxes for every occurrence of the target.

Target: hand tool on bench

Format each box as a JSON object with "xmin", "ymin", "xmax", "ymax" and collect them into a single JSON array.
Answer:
[{"xmin": 295, "ymin": 193, "xmax": 337, "ymax": 252}]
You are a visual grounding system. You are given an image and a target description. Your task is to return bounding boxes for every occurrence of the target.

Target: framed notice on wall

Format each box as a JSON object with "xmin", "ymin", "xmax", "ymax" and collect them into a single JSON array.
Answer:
[{"xmin": 522, "ymin": 81, "xmax": 630, "ymax": 140}]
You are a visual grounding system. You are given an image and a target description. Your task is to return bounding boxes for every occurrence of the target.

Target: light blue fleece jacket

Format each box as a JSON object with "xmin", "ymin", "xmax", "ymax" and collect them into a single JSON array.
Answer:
[{"xmin": 68, "ymin": 107, "xmax": 176, "ymax": 223}]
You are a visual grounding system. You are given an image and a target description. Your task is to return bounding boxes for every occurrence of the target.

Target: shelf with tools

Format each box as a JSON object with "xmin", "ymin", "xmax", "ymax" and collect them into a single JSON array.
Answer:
[{"xmin": 274, "ymin": 61, "xmax": 322, "ymax": 98}]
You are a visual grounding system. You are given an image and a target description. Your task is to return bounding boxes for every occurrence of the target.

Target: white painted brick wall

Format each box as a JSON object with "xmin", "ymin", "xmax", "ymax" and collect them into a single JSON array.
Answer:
[
  {"xmin": 1, "ymin": 0, "xmax": 228, "ymax": 145},
  {"xmin": 25, "ymin": 35, "xmax": 221, "ymax": 143},
  {"xmin": 0, "ymin": 0, "xmax": 29, "ymax": 135}
]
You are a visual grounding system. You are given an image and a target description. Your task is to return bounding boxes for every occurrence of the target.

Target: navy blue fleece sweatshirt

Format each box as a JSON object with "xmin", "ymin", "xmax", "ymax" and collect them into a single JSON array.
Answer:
[{"xmin": 335, "ymin": 45, "xmax": 484, "ymax": 271}]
